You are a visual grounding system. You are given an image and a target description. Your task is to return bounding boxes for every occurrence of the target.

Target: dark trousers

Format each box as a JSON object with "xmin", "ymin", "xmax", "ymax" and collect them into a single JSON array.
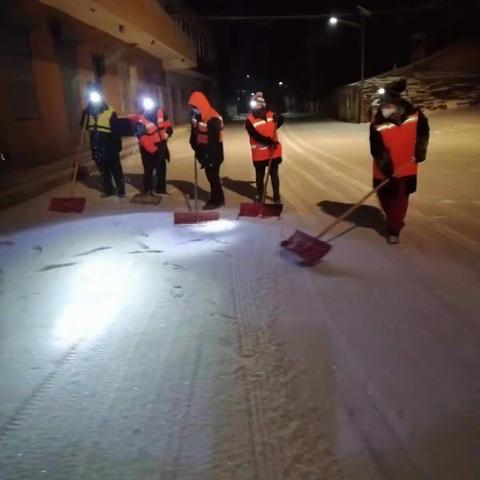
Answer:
[
  {"xmin": 204, "ymin": 164, "xmax": 224, "ymax": 205},
  {"xmin": 140, "ymin": 148, "xmax": 167, "ymax": 193},
  {"xmin": 254, "ymin": 158, "xmax": 281, "ymax": 199},
  {"xmin": 377, "ymin": 178, "xmax": 409, "ymax": 235},
  {"xmin": 96, "ymin": 153, "xmax": 124, "ymax": 195}
]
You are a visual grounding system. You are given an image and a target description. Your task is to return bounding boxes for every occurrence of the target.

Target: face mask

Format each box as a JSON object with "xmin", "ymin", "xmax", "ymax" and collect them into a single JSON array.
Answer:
[{"xmin": 381, "ymin": 107, "xmax": 396, "ymax": 118}]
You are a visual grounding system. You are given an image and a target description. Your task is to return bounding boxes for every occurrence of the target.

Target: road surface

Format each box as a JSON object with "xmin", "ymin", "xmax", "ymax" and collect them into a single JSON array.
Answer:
[{"xmin": 1, "ymin": 108, "xmax": 479, "ymax": 479}]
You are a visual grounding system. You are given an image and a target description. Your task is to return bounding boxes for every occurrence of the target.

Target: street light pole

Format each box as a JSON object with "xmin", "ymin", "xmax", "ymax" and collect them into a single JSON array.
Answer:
[
  {"xmin": 329, "ymin": 7, "xmax": 371, "ymax": 122},
  {"xmin": 360, "ymin": 14, "xmax": 366, "ymax": 123},
  {"xmin": 357, "ymin": 5, "xmax": 371, "ymax": 123}
]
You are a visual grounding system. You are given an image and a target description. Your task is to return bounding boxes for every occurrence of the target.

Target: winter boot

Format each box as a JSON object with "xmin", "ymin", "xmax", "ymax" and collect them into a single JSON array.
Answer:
[{"xmin": 387, "ymin": 235, "xmax": 400, "ymax": 244}]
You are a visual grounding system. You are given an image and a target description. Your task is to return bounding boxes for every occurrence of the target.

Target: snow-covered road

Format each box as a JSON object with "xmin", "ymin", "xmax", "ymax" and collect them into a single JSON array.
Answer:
[{"xmin": 1, "ymin": 109, "xmax": 479, "ymax": 479}]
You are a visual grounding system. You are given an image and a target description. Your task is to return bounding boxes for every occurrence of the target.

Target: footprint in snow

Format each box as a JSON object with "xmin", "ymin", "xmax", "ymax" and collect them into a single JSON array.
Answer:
[
  {"xmin": 171, "ymin": 286, "xmax": 184, "ymax": 298},
  {"xmin": 74, "ymin": 246, "xmax": 112, "ymax": 257},
  {"xmin": 210, "ymin": 312, "xmax": 237, "ymax": 320},
  {"xmin": 212, "ymin": 249, "xmax": 232, "ymax": 257},
  {"xmin": 0, "ymin": 240, "xmax": 15, "ymax": 246},
  {"xmin": 40, "ymin": 262, "xmax": 78, "ymax": 272},
  {"xmin": 164, "ymin": 262, "xmax": 185, "ymax": 271},
  {"xmin": 129, "ymin": 250, "xmax": 163, "ymax": 255},
  {"xmin": 213, "ymin": 239, "xmax": 229, "ymax": 245},
  {"xmin": 181, "ymin": 238, "xmax": 203, "ymax": 245}
]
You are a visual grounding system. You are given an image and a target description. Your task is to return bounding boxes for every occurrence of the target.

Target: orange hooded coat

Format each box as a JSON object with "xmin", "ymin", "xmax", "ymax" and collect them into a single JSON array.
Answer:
[{"xmin": 188, "ymin": 91, "xmax": 224, "ymax": 167}]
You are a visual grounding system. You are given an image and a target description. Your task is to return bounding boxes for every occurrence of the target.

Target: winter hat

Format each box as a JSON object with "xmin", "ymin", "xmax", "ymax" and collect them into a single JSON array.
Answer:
[
  {"xmin": 253, "ymin": 91, "xmax": 266, "ymax": 108},
  {"xmin": 380, "ymin": 78, "xmax": 407, "ymax": 105}
]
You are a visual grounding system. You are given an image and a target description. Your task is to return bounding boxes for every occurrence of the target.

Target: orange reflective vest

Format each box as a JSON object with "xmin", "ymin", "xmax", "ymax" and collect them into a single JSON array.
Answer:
[
  {"xmin": 192, "ymin": 115, "xmax": 224, "ymax": 145},
  {"xmin": 132, "ymin": 108, "xmax": 170, "ymax": 154},
  {"xmin": 247, "ymin": 111, "xmax": 282, "ymax": 162},
  {"xmin": 373, "ymin": 112, "xmax": 419, "ymax": 179}
]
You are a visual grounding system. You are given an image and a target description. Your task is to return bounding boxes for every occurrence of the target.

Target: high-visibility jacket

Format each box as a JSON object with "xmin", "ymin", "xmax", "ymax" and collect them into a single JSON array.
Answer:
[
  {"xmin": 134, "ymin": 108, "xmax": 170, "ymax": 154},
  {"xmin": 192, "ymin": 115, "xmax": 224, "ymax": 145},
  {"xmin": 87, "ymin": 107, "xmax": 114, "ymax": 133},
  {"xmin": 373, "ymin": 112, "xmax": 418, "ymax": 179},
  {"xmin": 247, "ymin": 111, "xmax": 282, "ymax": 161}
]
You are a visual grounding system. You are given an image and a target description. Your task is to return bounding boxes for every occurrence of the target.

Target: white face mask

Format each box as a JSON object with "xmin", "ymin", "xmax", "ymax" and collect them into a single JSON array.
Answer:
[{"xmin": 381, "ymin": 107, "xmax": 396, "ymax": 118}]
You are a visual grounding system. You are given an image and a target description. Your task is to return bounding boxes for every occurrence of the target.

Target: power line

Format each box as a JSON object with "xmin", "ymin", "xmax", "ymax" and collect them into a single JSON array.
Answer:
[{"xmin": 202, "ymin": 3, "xmax": 448, "ymax": 22}]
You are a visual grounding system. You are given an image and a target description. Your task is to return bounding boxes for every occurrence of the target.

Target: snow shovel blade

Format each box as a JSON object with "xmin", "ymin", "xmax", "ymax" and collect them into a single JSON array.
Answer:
[
  {"xmin": 130, "ymin": 194, "xmax": 162, "ymax": 205},
  {"xmin": 49, "ymin": 197, "xmax": 86, "ymax": 213},
  {"xmin": 280, "ymin": 229, "xmax": 332, "ymax": 266},
  {"xmin": 174, "ymin": 211, "xmax": 220, "ymax": 225},
  {"xmin": 238, "ymin": 202, "xmax": 283, "ymax": 218}
]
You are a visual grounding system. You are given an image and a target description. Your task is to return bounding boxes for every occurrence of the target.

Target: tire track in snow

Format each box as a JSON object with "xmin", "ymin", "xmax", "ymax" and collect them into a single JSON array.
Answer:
[
  {"xmin": 229, "ymin": 235, "xmax": 342, "ymax": 479},
  {"xmin": 282, "ymin": 126, "xmax": 480, "ymax": 255}
]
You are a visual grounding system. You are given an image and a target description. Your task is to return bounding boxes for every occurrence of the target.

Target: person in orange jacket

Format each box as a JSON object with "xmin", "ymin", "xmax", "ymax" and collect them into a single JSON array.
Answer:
[
  {"xmin": 188, "ymin": 91, "xmax": 225, "ymax": 209},
  {"xmin": 370, "ymin": 79, "xmax": 430, "ymax": 244},
  {"xmin": 129, "ymin": 97, "xmax": 173, "ymax": 195},
  {"xmin": 245, "ymin": 92, "xmax": 284, "ymax": 203}
]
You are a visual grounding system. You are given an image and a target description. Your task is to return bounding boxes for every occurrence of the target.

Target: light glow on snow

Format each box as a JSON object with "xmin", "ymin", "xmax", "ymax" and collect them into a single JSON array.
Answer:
[
  {"xmin": 54, "ymin": 257, "xmax": 133, "ymax": 343},
  {"xmin": 191, "ymin": 219, "xmax": 238, "ymax": 234}
]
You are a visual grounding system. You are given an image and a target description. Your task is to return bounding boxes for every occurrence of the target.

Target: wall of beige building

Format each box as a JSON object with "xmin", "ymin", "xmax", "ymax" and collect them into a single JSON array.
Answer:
[{"xmin": 0, "ymin": 0, "xmax": 214, "ymax": 169}]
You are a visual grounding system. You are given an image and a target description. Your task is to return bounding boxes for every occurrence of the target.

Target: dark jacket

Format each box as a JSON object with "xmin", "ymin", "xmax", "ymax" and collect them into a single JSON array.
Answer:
[
  {"xmin": 189, "ymin": 115, "xmax": 224, "ymax": 168},
  {"xmin": 370, "ymin": 100, "xmax": 429, "ymax": 193},
  {"xmin": 188, "ymin": 91, "xmax": 224, "ymax": 168},
  {"xmin": 80, "ymin": 103, "xmax": 122, "ymax": 162}
]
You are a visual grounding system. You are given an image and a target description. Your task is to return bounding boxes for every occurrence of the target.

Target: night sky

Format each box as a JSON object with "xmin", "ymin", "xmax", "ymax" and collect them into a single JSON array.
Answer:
[{"xmin": 184, "ymin": 0, "xmax": 480, "ymax": 107}]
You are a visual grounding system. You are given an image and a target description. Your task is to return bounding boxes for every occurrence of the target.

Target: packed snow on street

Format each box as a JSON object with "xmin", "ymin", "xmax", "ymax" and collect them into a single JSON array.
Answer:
[{"xmin": 0, "ymin": 108, "xmax": 479, "ymax": 479}]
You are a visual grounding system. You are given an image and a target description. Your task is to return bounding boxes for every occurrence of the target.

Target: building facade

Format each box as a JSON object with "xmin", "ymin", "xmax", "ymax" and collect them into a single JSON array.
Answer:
[
  {"xmin": 333, "ymin": 40, "xmax": 480, "ymax": 123},
  {"xmin": 0, "ymin": 0, "xmax": 216, "ymax": 168}
]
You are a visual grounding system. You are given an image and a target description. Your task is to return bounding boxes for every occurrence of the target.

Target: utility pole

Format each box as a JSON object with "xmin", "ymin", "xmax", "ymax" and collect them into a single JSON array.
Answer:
[{"xmin": 357, "ymin": 5, "xmax": 371, "ymax": 123}]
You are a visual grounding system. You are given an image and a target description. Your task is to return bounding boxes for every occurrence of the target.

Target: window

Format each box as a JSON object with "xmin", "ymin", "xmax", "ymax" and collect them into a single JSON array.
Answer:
[{"xmin": 1, "ymin": 26, "xmax": 39, "ymax": 120}]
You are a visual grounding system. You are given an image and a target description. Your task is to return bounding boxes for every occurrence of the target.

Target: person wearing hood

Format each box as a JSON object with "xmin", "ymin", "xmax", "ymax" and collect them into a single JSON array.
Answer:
[
  {"xmin": 245, "ymin": 92, "xmax": 284, "ymax": 203},
  {"xmin": 80, "ymin": 88, "xmax": 125, "ymax": 198},
  {"xmin": 188, "ymin": 91, "xmax": 225, "ymax": 209},
  {"xmin": 129, "ymin": 97, "xmax": 173, "ymax": 195},
  {"xmin": 370, "ymin": 79, "xmax": 430, "ymax": 244}
]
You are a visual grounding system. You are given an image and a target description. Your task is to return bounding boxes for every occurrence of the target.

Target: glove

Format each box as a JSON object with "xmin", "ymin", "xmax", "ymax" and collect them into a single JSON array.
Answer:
[{"xmin": 375, "ymin": 153, "xmax": 394, "ymax": 178}]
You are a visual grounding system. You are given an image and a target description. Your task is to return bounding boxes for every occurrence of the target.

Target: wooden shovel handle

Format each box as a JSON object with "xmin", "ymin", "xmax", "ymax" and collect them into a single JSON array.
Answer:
[
  {"xmin": 70, "ymin": 113, "xmax": 88, "ymax": 197},
  {"xmin": 261, "ymin": 148, "xmax": 273, "ymax": 205},
  {"xmin": 193, "ymin": 154, "xmax": 199, "ymax": 221},
  {"xmin": 316, "ymin": 160, "xmax": 416, "ymax": 239}
]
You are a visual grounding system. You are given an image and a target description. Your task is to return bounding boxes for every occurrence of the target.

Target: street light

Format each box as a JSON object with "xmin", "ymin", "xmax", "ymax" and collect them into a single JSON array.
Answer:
[
  {"xmin": 246, "ymin": 74, "xmax": 250, "ymax": 79},
  {"xmin": 278, "ymin": 81, "xmax": 284, "ymax": 86},
  {"xmin": 377, "ymin": 87, "xmax": 386, "ymax": 95},
  {"xmin": 328, "ymin": 5, "xmax": 371, "ymax": 122}
]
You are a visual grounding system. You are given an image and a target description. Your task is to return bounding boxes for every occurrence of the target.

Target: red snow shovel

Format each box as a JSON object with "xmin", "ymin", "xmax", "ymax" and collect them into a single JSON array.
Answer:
[
  {"xmin": 281, "ymin": 176, "xmax": 393, "ymax": 266},
  {"xmin": 238, "ymin": 150, "xmax": 283, "ymax": 218},
  {"xmin": 174, "ymin": 155, "xmax": 220, "ymax": 224},
  {"xmin": 49, "ymin": 116, "xmax": 88, "ymax": 213}
]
